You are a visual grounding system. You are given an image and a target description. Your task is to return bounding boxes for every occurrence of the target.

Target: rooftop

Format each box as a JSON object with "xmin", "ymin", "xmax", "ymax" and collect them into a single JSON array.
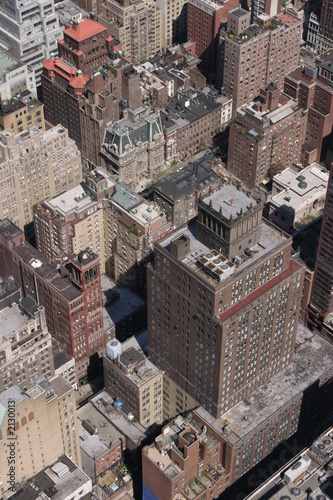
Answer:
[
  {"xmin": 158, "ymin": 219, "xmax": 287, "ymax": 287},
  {"xmin": 247, "ymin": 428, "xmax": 333, "ymax": 499},
  {"xmin": 101, "ymin": 274, "xmax": 146, "ymax": 331},
  {"xmin": 6, "ymin": 455, "xmax": 91, "ymax": 500},
  {"xmin": 13, "ymin": 244, "xmax": 81, "ymax": 302},
  {"xmin": 0, "ymin": 301, "xmax": 36, "ymax": 343},
  {"xmin": 161, "ymin": 93, "xmax": 221, "ymax": 129},
  {"xmin": 77, "ymin": 402, "xmax": 124, "ymax": 458},
  {"xmin": 271, "ymin": 164, "xmax": 329, "ymax": 211},
  {"xmin": 238, "ymin": 94, "xmax": 299, "ymax": 126},
  {"xmin": 195, "ymin": 329, "xmax": 333, "ymax": 446},
  {"xmin": 52, "ymin": 339, "xmax": 74, "ymax": 371},
  {"xmin": 90, "ymin": 390, "xmax": 148, "ymax": 444},
  {"xmin": 202, "ymin": 184, "xmax": 257, "ymax": 219},
  {"xmin": 44, "ymin": 183, "xmax": 93, "ymax": 215},
  {"xmin": 0, "ymin": 48, "xmax": 24, "ymax": 85},
  {"xmin": 115, "ymin": 336, "xmax": 162, "ymax": 387},
  {"xmin": 64, "ymin": 18, "xmax": 106, "ymax": 42},
  {"xmin": 154, "ymin": 154, "xmax": 220, "ymax": 201}
]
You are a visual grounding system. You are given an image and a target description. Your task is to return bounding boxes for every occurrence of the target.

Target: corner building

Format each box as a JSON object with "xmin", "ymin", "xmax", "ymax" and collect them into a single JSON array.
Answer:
[{"xmin": 147, "ymin": 184, "xmax": 304, "ymax": 418}]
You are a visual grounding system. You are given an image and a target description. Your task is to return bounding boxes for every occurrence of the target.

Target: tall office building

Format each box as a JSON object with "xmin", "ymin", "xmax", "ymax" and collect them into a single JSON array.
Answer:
[
  {"xmin": 187, "ymin": 0, "xmax": 239, "ymax": 74},
  {"xmin": 41, "ymin": 19, "xmax": 111, "ymax": 151},
  {"xmin": 156, "ymin": 0, "xmax": 188, "ymax": 48},
  {"xmin": 319, "ymin": 0, "xmax": 333, "ymax": 40},
  {"xmin": 0, "ymin": 376, "xmax": 81, "ymax": 494},
  {"xmin": 0, "ymin": 0, "xmax": 63, "ymax": 87},
  {"xmin": 147, "ymin": 183, "xmax": 304, "ymax": 418},
  {"xmin": 219, "ymin": 9, "xmax": 302, "ymax": 111},
  {"xmin": 98, "ymin": 0, "xmax": 162, "ymax": 63},
  {"xmin": 227, "ymin": 84, "xmax": 307, "ymax": 187},
  {"xmin": 0, "ymin": 125, "xmax": 82, "ymax": 242},
  {"xmin": 308, "ymin": 162, "xmax": 333, "ymax": 341},
  {"xmin": 251, "ymin": 0, "xmax": 282, "ymax": 24}
]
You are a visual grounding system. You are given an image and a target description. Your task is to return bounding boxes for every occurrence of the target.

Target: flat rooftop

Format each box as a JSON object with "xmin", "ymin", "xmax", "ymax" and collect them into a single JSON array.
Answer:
[
  {"xmin": 116, "ymin": 336, "xmax": 162, "ymax": 387},
  {"xmin": 238, "ymin": 95, "xmax": 298, "ymax": 125},
  {"xmin": 247, "ymin": 428, "xmax": 333, "ymax": 499},
  {"xmin": 0, "ymin": 49, "xmax": 24, "ymax": 85},
  {"xmin": 271, "ymin": 164, "xmax": 328, "ymax": 210},
  {"xmin": 46, "ymin": 183, "xmax": 93, "ymax": 215},
  {"xmin": 77, "ymin": 401, "xmax": 124, "ymax": 459},
  {"xmin": 13, "ymin": 244, "xmax": 81, "ymax": 302},
  {"xmin": 0, "ymin": 302, "xmax": 33, "ymax": 342},
  {"xmin": 91, "ymin": 390, "xmax": 148, "ymax": 444},
  {"xmin": 7, "ymin": 455, "xmax": 91, "ymax": 500},
  {"xmin": 101, "ymin": 274, "xmax": 145, "ymax": 330},
  {"xmin": 195, "ymin": 329, "xmax": 333, "ymax": 446},
  {"xmin": 202, "ymin": 184, "xmax": 257, "ymax": 219},
  {"xmin": 158, "ymin": 220, "xmax": 287, "ymax": 287}
]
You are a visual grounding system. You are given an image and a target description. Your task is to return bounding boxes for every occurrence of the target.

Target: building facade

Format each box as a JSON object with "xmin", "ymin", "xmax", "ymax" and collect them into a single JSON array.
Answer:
[
  {"xmin": 219, "ymin": 10, "xmax": 302, "ymax": 112},
  {"xmin": 104, "ymin": 337, "xmax": 164, "ymax": 427},
  {"xmin": 0, "ymin": 48, "xmax": 36, "ymax": 101},
  {"xmin": 308, "ymin": 161, "xmax": 333, "ymax": 341},
  {"xmin": 0, "ymin": 301, "xmax": 54, "ymax": 392},
  {"xmin": 0, "ymin": 376, "xmax": 81, "ymax": 494},
  {"xmin": 101, "ymin": 108, "xmax": 166, "ymax": 191},
  {"xmin": 0, "ymin": 93, "xmax": 45, "ymax": 135},
  {"xmin": 147, "ymin": 183, "xmax": 304, "ymax": 419},
  {"xmin": 153, "ymin": 154, "xmax": 221, "ymax": 227},
  {"xmin": 98, "ymin": 0, "xmax": 162, "ymax": 63},
  {"xmin": 160, "ymin": 90, "xmax": 223, "ymax": 162},
  {"xmin": 33, "ymin": 168, "xmax": 172, "ymax": 293},
  {"xmin": 187, "ymin": 0, "xmax": 238, "ymax": 74},
  {"xmin": 79, "ymin": 72, "xmax": 119, "ymax": 167},
  {"xmin": 0, "ymin": 0, "xmax": 63, "ymax": 87},
  {"xmin": 0, "ymin": 125, "xmax": 82, "ymax": 241},
  {"xmin": 0, "ymin": 220, "xmax": 105, "ymax": 379},
  {"xmin": 227, "ymin": 84, "xmax": 307, "ymax": 187},
  {"xmin": 284, "ymin": 56, "xmax": 333, "ymax": 165}
]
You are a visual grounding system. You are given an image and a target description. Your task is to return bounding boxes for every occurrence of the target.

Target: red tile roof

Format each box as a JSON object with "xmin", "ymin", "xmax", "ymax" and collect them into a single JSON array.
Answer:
[
  {"xmin": 65, "ymin": 19, "xmax": 106, "ymax": 42},
  {"xmin": 219, "ymin": 259, "xmax": 302, "ymax": 322},
  {"xmin": 69, "ymin": 75, "xmax": 89, "ymax": 89}
]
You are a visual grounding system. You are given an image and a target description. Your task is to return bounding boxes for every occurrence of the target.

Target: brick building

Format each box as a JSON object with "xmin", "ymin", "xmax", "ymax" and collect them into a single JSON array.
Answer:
[
  {"xmin": 58, "ymin": 19, "xmax": 108, "ymax": 76},
  {"xmin": 79, "ymin": 72, "xmax": 119, "ymax": 167},
  {"xmin": 147, "ymin": 183, "xmax": 304, "ymax": 419},
  {"xmin": 42, "ymin": 19, "xmax": 114, "ymax": 152},
  {"xmin": 0, "ymin": 219, "xmax": 104, "ymax": 380},
  {"xmin": 187, "ymin": 0, "xmax": 239, "ymax": 75},
  {"xmin": 153, "ymin": 154, "xmax": 221, "ymax": 227},
  {"xmin": 160, "ymin": 90, "xmax": 223, "ymax": 162},
  {"xmin": 33, "ymin": 168, "xmax": 172, "ymax": 293},
  {"xmin": 143, "ymin": 310, "xmax": 333, "ymax": 497},
  {"xmin": 219, "ymin": 10, "xmax": 302, "ymax": 112},
  {"xmin": 227, "ymin": 84, "xmax": 307, "ymax": 187},
  {"xmin": 77, "ymin": 401, "xmax": 125, "ymax": 483},
  {"xmin": 308, "ymin": 161, "xmax": 333, "ymax": 341},
  {"xmin": 284, "ymin": 56, "xmax": 333, "ymax": 165}
]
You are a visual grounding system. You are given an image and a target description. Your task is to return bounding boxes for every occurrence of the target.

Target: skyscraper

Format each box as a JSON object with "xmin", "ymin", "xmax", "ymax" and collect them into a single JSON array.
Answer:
[
  {"xmin": 308, "ymin": 162, "xmax": 333, "ymax": 341},
  {"xmin": 147, "ymin": 183, "xmax": 304, "ymax": 419},
  {"xmin": 0, "ymin": 0, "xmax": 63, "ymax": 87}
]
